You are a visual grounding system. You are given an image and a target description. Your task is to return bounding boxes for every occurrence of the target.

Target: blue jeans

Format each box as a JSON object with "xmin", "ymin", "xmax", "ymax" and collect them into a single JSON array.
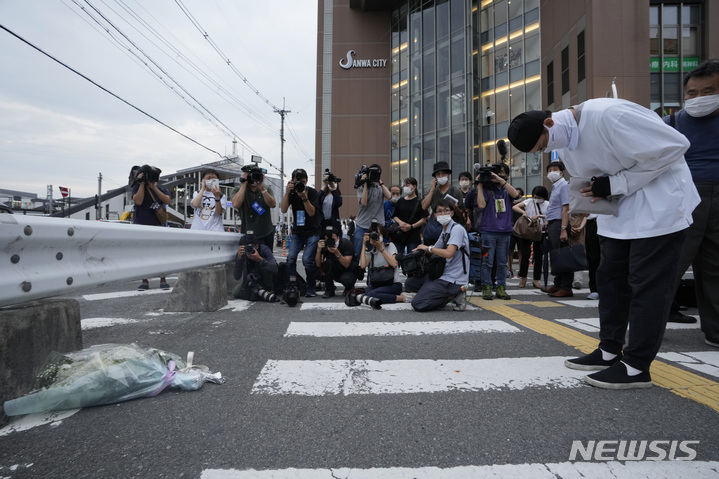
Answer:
[
  {"xmin": 481, "ymin": 232, "xmax": 511, "ymax": 288},
  {"xmin": 287, "ymin": 234, "xmax": 320, "ymax": 289},
  {"xmin": 353, "ymin": 225, "xmax": 368, "ymax": 259}
]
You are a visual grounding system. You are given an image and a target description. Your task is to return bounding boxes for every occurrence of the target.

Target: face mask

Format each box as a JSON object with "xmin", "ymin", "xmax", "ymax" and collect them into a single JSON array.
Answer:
[
  {"xmin": 403, "ymin": 186, "xmax": 414, "ymax": 196},
  {"xmin": 436, "ymin": 214, "xmax": 452, "ymax": 225},
  {"xmin": 436, "ymin": 176, "xmax": 449, "ymax": 186},
  {"xmin": 459, "ymin": 180, "xmax": 471, "ymax": 189},
  {"xmin": 543, "ymin": 109, "xmax": 579, "ymax": 152},
  {"xmin": 534, "ymin": 198, "xmax": 545, "ymax": 204},
  {"xmin": 329, "ymin": 184, "xmax": 337, "ymax": 191},
  {"xmin": 547, "ymin": 171, "xmax": 562, "ymax": 183},
  {"xmin": 390, "ymin": 196, "xmax": 400, "ymax": 204},
  {"xmin": 684, "ymin": 94, "xmax": 719, "ymax": 118}
]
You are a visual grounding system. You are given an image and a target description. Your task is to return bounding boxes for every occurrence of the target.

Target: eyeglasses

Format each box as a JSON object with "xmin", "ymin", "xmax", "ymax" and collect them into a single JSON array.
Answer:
[{"xmin": 435, "ymin": 209, "xmax": 451, "ymax": 215}]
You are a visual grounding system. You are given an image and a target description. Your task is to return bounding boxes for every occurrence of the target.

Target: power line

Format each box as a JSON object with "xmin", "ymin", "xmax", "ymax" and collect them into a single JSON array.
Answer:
[{"xmin": 0, "ymin": 23, "xmax": 223, "ymax": 158}]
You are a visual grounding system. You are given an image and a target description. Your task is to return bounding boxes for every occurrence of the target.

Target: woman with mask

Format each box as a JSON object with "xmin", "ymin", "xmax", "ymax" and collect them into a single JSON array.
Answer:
[
  {"xmin": 318, "ymin": 171, "xmax": 343, "ymax": 234},
  {"xmin": 512, "ymin": 185, "xmax": 549, "ymax": 288},
  {"xmin": 352, "ymin": 223, "xmax": 408, "ymax": 308},
  {"xmin": 392, "ymin": 177, "xmax": 429, "ymax": 255},
  {"xmin": 421, "ymin": 161, "xmax": 463, "ymax": 245}
]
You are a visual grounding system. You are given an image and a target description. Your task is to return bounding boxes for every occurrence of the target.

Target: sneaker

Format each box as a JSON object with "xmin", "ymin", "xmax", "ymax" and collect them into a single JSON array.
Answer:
[
  {"xmin": 495, "ymin": 285, "xmax": 511, "ymax": 300},
  {"xmin": 305, "ymin": 288, "xmax": 317, "ymax": 298},
  {"xmin": 137, "ymin": 282, "xmax": 149, "ymax": 291},
  {"xmin": 453, "ymin": 290, "xmax": 467, "ymax": 311},
  {"xmin": 322, "ymin": 289, "xmax": 336, "ymax": 299},
  {"xmin": 565, "ymin": 348, "xmax": 622, "ymax": 371},
  {"xmin": 160, "ymin": 282, "xmax": 171, "ymax": 290},
  {"xmin": 706, "ymin": 338, "xmax": 719, "ymax": 348},
  {"xmin": 668, "ymin": 311, "xmax": 697, "ymax": 324},
  {"xmin": 587, "ymin": 292, "xmax": 599, "ymax": 300},
  {"xmin": 584, "ymin": 362, "xmax": 653, "ymax": 390},
  {"xmin": 482, "ymin": 285, "xmax": 493, "ymax": 300}
]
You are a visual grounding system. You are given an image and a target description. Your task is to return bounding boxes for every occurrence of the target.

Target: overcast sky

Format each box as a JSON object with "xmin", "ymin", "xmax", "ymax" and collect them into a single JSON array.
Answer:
[{"xmin": 0, "ymin": 0, "xmax": 318, "ymax": 198}]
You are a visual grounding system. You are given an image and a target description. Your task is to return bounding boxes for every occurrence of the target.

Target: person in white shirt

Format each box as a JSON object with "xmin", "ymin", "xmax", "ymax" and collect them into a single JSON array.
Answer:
[
  {"xmin": 508, "ymin": 99, "xmax": 700, "ymax": 390},
  {"xmin": 190, "ymin": 169, "xmax": 226, "ymax": 232},
  {"xmin": 511, "ymin": 185, "xmax": 549, "ymax": 289}
]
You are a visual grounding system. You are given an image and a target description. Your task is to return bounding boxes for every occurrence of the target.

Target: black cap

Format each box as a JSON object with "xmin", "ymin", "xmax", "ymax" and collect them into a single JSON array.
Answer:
[
  {"xmin": 431, "ymin": 161, "xmax": 452, "ymax": 176},
  {"xmin": 507, "ymin": 110, "xmax": 549, "ymax": 152}
]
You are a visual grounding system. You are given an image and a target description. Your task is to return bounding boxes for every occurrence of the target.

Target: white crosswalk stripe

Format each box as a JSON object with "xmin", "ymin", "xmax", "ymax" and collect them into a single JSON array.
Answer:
[{"xmin": 284, "ymin": 320, "xmax": 521, "ymax": 337}]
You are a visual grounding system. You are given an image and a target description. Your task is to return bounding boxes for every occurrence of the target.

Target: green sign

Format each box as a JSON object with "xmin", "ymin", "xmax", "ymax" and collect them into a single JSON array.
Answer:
[{"xmin": 650, "ymin": 57, "xmax": 699, "ymax": 72}]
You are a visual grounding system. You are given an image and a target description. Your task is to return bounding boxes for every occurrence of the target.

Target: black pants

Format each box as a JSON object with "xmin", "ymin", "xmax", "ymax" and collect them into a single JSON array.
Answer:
[
  {"xmin": 517, "ymin": 237, "xmax": 543, "ymax": 280},
  {"xmin": 585, "ymin": 218, "xmax": 601, "ymax": 293},
  {"xmin": 597, "ymin": 230, "xmax": 686, "ymax": 371},
  {"xmin": 319, "ymin": 258, "xmax": 357, "ymax": 292}
]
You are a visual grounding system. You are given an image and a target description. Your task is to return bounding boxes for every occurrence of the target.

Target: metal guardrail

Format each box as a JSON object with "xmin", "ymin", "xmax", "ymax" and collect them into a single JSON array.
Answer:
[{"xmin": 0, "ymin": 215, "xmax": 239, "ymax": 308}]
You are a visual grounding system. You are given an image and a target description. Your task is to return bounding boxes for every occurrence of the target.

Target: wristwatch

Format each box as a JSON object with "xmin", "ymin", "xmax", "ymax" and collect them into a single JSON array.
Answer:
[
  {"xmin": 302, "ymin": 198, "xmax": 309, "ymax": 202},
  {"xmin": 561, "ymin": 225, "xmax": 567, "ymax": 230},
  {"xmin": 428, "ymin": 245, "xmax": 434, "ymax": 254}
]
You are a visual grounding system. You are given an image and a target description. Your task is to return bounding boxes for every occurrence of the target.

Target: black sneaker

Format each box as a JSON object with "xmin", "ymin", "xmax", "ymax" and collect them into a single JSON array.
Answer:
[
  {"xmin": 565, "ymin": 348, "xmax": 622, "ymax": 371},
  {"xmin": 322, "ymin": 289, "xmax": 336, "ymax": 299},
  {"xmin": 668, "ymin": 311, "xmax": 697, "ymax": 324},
  {"xmin": 137, "ymin": 282, "xmax": 149, "ymax": 291},
  {"xmin": 584, "ymin": 362, "xmax": 653, "ymax": 389}
]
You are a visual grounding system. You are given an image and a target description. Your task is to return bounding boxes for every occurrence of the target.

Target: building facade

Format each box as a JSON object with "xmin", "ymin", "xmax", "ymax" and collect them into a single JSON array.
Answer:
[{"xmin": 316, "ymin": 0, "xmax": 718, "ymax": 217}]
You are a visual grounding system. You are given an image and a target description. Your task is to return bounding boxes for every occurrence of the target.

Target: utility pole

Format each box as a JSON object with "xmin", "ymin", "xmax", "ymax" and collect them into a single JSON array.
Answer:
[
  {"xmin": 97, "ymin": 173, "xmax": 103, "ymax": 220},
  {"xmin": 274, "ymin": 98, "xmax": 291, "ymax": 225},
  {"xmin": 46, "ymin": 185, "xmax": 53, "ymax": 216}
]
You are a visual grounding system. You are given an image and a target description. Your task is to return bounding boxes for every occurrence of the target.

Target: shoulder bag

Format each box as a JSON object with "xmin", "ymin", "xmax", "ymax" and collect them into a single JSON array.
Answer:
[{"xmin": 368, "ymin": 252, "xmax": 395, "ymax": 287}]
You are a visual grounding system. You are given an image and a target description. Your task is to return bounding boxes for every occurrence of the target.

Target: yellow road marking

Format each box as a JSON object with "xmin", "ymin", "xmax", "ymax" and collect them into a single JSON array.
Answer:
[{"xmin": 471, "ymin": 300, "xmax": 719, "ymax": 413}]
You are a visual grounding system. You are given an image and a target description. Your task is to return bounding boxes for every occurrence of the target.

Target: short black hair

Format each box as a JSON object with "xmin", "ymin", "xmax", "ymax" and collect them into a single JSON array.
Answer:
[
  {"xmin": 458, "ymin": 171, "xmax": 473, "ymax": 181},
  {"xmin": 546, "ymin": 161, "xmax": 566, "ymax": 172},
  {"xmin": 531, "ymin": 185, "xmax": 549, "ymax": 200},
  {"xmin": 202, "ymin": 169, "xmax": 218, "ymax": 179},
  {"xmin": 434, "ymin": 199, "xmax": 454, "ymax": 213},
  {"xmin": 684, "ymin": 58, "xmax": 719, "ymax": 88},
  {"xmin": 494, "ymin": 163, "xmax": 510, "ymax": 176}
]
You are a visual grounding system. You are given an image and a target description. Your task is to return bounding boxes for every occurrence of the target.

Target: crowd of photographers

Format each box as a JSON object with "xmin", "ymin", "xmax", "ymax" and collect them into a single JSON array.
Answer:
[{"xmin": 131, "ymin": 157, "xmax": 522, "ymax": 312}]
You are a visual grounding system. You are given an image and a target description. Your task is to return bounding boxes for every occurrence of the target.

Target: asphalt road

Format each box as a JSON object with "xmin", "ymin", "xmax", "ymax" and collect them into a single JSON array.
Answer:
[{"xmin": 1, "ymin": 262, "xmax": 718, "ymax": 479}]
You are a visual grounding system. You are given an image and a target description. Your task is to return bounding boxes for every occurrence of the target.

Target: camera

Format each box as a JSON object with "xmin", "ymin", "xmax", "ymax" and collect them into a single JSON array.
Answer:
[
  {"xmin": 397, "ymin": 250, "xmax": 428, "ymax": 277},
  {"xmin": 283, "ymin": 276, "xmax": 300, "ymax": 307},
  {"xmin": 247, "ymin": 274, "xmax": 278, "ymax": 302},
  {"xmin": 321, "ymin": 226, "xmax": 337, "ymax": 254},
  {"xmin": 369, "ymin": 231, "xmax": 380, "ymax": 242},
  {"xmin": 354, "ymin": 165, "xmax": 381, "ymax": 188},
  {"xmin": 243, "ymin": 231, "xmax": 256, "ymax": 255},
  {"xmin": 324, "ymin": 169, "xmax": 341, "ymax": 184},
  {"xmin": 129, "ymin": 164, "xmax": 162, "ymax": 186},
  {"xmin": 475, "ymin": 164, "xmax": 501, "ymax": 186},
  {"xmin": 292, "ymin": 180, "xmax": 306, "ymax": 194},
  {"xmin": 240, "ymin": 164, "xmax": 265, "ymax": 186}
]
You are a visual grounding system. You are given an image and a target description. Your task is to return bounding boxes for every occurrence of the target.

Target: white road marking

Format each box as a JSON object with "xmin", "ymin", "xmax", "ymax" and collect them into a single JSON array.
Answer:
[
  {"xmin": 81, "ymin": 317, "xmax": 138, "ymax": 330},
  {"xmin": 201, "ymin": 461, "xmax": 719, "ymax": 478},
  {"xmin": 82, "ymin": 289, "xmax": 171, "ymax": 301},
  {"xmin": 0, "ymin": 409, "xmax": 79, "ymax": 437},
  {"xmin": 557, "ymin": 317, "xmax": 700, "ymax": 332},
  {"xmin": 657, "ymin": 351, "xmax": 719, "ymax": 379},
  {"xmin": 222, "ymin": 300, "xmax": 254, "ymax": 312},
  {"xmin": 251, "ymin": 357, "xmax": 587, "ymax": 396},
  {"xmin": 299, "ymin": 302, "xmax": 477, "ymax": 311},
  {"xmin": 284, "ymin": 320, "xmax": 520, "ymax": 337}
]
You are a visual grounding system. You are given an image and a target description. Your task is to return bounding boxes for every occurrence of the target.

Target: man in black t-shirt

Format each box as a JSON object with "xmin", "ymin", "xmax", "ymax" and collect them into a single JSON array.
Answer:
[
  {"xmin": 281, "ymin": 168, "xmax": 321, "ymax": 297},
  {"xmin": 315, "ymin": 226, "xmax": 357, "ymax": 298}
]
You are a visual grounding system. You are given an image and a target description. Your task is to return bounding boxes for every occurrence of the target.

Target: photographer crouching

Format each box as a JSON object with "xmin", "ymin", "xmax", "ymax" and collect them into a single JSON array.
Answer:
[
  {"xmin": 348, "ymin": 220, "xmax": 408, "ymax": 309},
  {"xmin": 404, "ymin": 200, "xmax": 470, "ymax": 312},
  {"xmin": 233, "ymin": 231, "xmax": 279, "ymax": 302},
  {"xmin": 315, "ymin": 226, "xmax": 357, "ymax": 298}
]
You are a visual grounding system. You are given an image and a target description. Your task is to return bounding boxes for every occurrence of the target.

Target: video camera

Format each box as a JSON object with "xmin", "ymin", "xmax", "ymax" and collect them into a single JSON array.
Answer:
[
  {"xmin": 323, "ymin": 169, "xmax": 341, "ymax": 184},
  {"xmin": 240, "ymin": 164, "xmax": 265, "ymax": 186},
  {"xmin": 396, "ymin": 250, "xmax": 428, "ymax": 277},
  {"xmin": 354, "ymin": 165, "xmax": 381, "ymax": 188},
  {"xmin": 475, "ymin": 164, "xmax": 502, "ymax": 187},
  {"xmin": 129, "ymin": 164, "xmax": 162, "ymax": 186}
]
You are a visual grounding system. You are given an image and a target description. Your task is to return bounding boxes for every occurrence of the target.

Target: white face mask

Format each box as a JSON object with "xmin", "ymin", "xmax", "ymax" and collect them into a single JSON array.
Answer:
[
  {"xmin": 459, "ymin": 180, "xmax": 471, "ymax": 189},
  {"xmin": 436, "ymin": 213, "xmax": 452, "ymax": 225},
  {"xmin": 436, "ymin": 176, "xmax": 449, "ymax": 186},
  {"xmin": 684, "ymin": 94, "xmax": 719, "ymax": 118},
  {"xmin": 390, "ymin": 196, "xmax": 400, "ymax": 204},
  {"xmin": 547, "ymin": 171, "xmax": 562, "ymax": 183},
  {"xmin": 543, "ymin": 109, "xmax": 579, "ymax": 152},
  {"xmin": 403, "ymin": 186, "xmax": 414, "ymax": 196},
  {"xmin": 329, "ymin": 184, "xmax": 337, "ymax": 191},
  {"xmin": 534, "ymin": 198, "xmax": 545, "ymax": 204}
]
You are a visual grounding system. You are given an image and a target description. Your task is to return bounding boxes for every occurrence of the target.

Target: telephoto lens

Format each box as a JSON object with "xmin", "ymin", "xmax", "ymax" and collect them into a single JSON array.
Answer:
[{"xmin": 294, "ymin": 181, "xmax": 306, "ymax": 193}]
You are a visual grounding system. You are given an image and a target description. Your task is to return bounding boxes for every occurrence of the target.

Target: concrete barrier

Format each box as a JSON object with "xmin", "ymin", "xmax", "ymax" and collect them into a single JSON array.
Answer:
[
  {"xmin": 0, "ymin": 299, "xmax": 82, "ymax": 427},
  {"xmin": 164, "ymin": 265, "xmax": 229, "ymax": 312}
]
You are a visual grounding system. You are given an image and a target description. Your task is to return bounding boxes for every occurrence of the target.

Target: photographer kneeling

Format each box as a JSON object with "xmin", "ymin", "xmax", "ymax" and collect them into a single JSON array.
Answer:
[
  {"xmin": 233, "ymin": 231, "xmax": 279, "ymax": 301},
  {"xmin": 315, "ymin": 226, "xmax": 357, "ymax": 298},
  {"xmin": 350, "ymin": 222, "xmax": 407, "ymax": 308},
  {"xmin": 406, "ymin": 200, "xmax": 470, "ymax": 312}
]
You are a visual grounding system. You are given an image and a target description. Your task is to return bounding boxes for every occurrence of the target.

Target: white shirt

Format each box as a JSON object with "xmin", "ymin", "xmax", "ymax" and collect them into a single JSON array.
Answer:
[
  {"xmin": 521, "ymin": 198, "xmax": 547, "ymax": 228},
  {"xmin": 434, "ymin": 221, "xmax": 470, "ymax": 285},
  {"xmin": 555, "ymin": 98, "xmax": 699, "ymax": 240},
  {"xmin": 191, "ymin": 191, "xmax": 226, "ymax": 231}
]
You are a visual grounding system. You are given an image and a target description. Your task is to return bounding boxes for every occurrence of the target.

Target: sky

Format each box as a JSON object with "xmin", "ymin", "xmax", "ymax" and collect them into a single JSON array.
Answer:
[{"xmin": 0, "ymin": 0, "xmax": 318, "ymax": 198}]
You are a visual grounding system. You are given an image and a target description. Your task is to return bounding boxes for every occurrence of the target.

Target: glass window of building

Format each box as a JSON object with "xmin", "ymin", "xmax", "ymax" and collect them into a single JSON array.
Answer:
[
  {"xmin": 547, "ymin": 61, "xmax": 554, "ymax": 105},
  {"xmin": 577, "ymin": 30, "xmax": 585, "ymax": 83},
  {"xmin": 561, "ymin": 46, "xmax": 570, "ymax": 94}
]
